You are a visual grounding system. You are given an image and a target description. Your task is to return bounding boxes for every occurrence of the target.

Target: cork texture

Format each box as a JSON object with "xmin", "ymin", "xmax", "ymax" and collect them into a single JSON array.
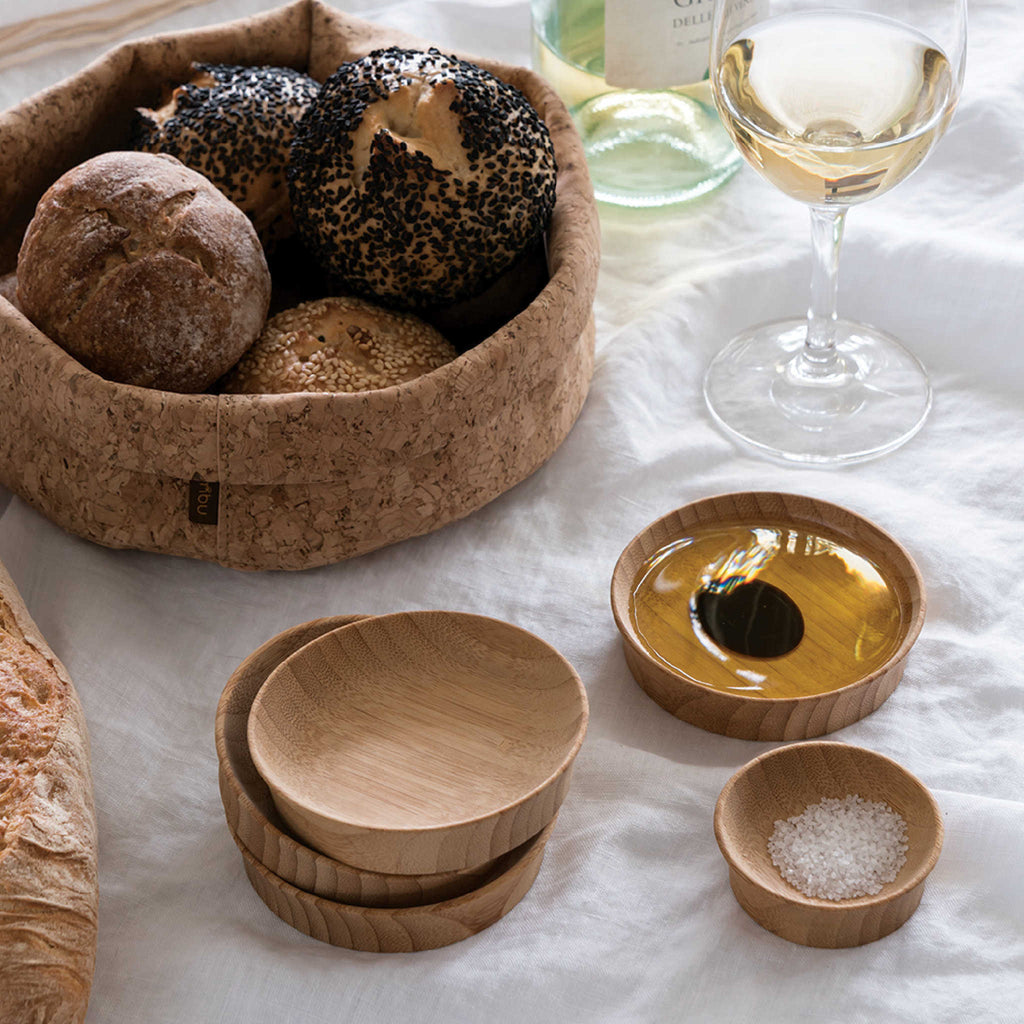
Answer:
[{"xmin": 0, "ymin": 0, "xmax": 599, "ymax": 570}]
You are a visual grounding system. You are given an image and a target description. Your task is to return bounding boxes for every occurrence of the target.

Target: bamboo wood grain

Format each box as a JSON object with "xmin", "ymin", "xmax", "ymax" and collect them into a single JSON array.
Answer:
[
  {"xmin": 248, "ymin": 611, "xmax": 588, "ymax": 874},
  {"xmin": 610, "ymin": 492, "xmax": 926, "ymax": 740},
  {"xmin": 714, "ymin": 742, "xmax": 943, "ymax": 947},
  {"xmin": 231, "ymin": 818, "xmax": 554, "ymax": 952},
  {"xmin": 216, "ymin": 615, "xmax": 509, "ymax": 908}
]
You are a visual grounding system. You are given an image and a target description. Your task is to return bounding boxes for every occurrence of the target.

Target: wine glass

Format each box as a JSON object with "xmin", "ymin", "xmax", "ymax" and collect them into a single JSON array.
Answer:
[{"xmin": 704, "ymin": 0, "xmax": 967, "ymax": 464}]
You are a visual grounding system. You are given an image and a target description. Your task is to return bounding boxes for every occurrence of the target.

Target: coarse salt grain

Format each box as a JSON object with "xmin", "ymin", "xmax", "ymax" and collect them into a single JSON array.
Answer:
[{"xmin": 768, "ymin": 794, "xmax": 909, "ymax": 900}]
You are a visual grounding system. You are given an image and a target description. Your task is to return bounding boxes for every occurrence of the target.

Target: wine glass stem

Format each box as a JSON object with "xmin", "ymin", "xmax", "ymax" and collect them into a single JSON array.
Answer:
[{"xmin": 800, "ymin": 204, "xmax": 848, "ymax": 379}]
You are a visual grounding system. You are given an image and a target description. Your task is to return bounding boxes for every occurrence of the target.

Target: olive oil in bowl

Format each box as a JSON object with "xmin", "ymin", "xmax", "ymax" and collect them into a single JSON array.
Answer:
[{"xmin": 629, "ymin": 519, "xmax": 904, "ymax": 699}]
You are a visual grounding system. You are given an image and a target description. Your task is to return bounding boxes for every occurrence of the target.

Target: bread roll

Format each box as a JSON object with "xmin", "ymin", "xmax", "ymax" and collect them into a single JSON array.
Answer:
[
  {"xmin": 17, "ymin": 151, "xmax": 271, "ymax": 393},
  {"xmin": 0, "ymin": 561, "xmax": 97, "ymax": 1024},
  {"xmin": 221, "ymin": 295, "xmax": 456, "ymax": 393},
  {"xmin": 0, "ymin": 271, "xmax": 19, "ymax": 311},
  {"xmin": 287, "ymin": 47, "xmax": 557, "ymax": 310},
  {"xmin": 132, "ymin": 63, "xmax": 320, "ymax": 246}
]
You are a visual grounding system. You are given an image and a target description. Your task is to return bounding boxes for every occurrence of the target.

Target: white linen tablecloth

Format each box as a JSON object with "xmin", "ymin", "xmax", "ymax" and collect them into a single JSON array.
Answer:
[{"xmin": 0, "ymin": 1, "xmax": 1022, "ymax": 1020}]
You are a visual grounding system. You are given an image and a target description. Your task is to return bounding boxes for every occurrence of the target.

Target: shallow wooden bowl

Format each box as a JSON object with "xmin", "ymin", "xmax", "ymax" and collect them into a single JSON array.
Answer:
[
  {"xmin": 248, "ymin": 611, "xmax": 588, "ymax": 874},
  {"xmin": 714, "ymin": 741, "xmax": 943, "ymax": 947},
  {"xmin": 0, "ymin": 0, "xmax": 599, "ymax": 570},
  {"xmin": 230, "ymin": 818, "xmax": 555, "ymax": 952},
  {"xmin": 216, "ymin": 615, "xmax": 507, "ymax": 908},
  {"xmin": 610, "ymin": 492, "xmax": 925, "ymax": 740}
]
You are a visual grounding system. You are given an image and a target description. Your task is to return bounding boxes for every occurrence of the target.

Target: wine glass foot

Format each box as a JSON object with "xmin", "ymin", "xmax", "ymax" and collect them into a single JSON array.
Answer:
[{"xmin": 702, "ymin": 317, "xmax": 932, "ymax": 464}]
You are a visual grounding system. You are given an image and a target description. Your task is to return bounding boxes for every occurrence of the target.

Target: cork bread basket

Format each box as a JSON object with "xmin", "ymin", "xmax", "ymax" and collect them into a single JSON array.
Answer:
[{"xmin": 0, "ymin": 0, "xmax": 599, "ymax": 571}]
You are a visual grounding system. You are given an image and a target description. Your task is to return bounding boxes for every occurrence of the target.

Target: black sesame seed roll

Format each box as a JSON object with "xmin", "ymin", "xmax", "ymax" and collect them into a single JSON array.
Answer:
[
  {"xmin": 287, "ymin": 47, "xmax": 557, "ymax": 311},
  {"xmin": 132, "ymin": 63, "xmax": 320, "ymax": 247}
]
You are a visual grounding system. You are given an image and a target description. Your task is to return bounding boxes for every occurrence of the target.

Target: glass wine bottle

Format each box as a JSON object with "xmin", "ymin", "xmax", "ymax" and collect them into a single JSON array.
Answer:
[{"xmin": 531, "ymin": 0, "xmax": 764, "ymax": 207}]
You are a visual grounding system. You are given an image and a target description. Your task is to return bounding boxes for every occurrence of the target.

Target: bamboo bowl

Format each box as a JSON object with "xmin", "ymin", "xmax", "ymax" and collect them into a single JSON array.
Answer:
[
  {"xmin": 714, "ymin": 741, "xmax": 944, "ymax": 948},
  {"xmin": 230, "ymin": 817, "xmax": 555, "ymax": 952},
  {"xmin": 248, "ymin": 611, "xmax": 589, "ymax": 874},
  {"xmin": 216, "ymin": 615, "xmax": 510, "ymax": 908},
  {"xmin": 0, "ymin": 0, "xmax": 599, "ymax": 570},
  {"xmin": 610, "ymin": 492, "xmax": 926, "ymax": 740}
]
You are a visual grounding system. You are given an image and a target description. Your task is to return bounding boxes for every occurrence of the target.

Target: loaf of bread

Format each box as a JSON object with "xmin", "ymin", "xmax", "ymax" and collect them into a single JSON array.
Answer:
[
  {"xmin": 0, "ymin": 561, "xmax": 98, "ymax": 1024},
  {"xmin": 17, "ymin": 150, "xmax": 271, "ymax": 393}
]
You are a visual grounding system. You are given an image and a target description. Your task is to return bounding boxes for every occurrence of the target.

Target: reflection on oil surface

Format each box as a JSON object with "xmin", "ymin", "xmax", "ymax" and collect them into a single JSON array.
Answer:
[{"xmin": 629, "ymin": 521, "xmax": 903, "ymax": 698}]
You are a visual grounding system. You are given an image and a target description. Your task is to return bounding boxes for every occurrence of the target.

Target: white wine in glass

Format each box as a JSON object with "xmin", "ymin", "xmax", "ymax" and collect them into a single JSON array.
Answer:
[{"xmin": 704, "ymin": 0, "xmax": 966, "ymax": 464}]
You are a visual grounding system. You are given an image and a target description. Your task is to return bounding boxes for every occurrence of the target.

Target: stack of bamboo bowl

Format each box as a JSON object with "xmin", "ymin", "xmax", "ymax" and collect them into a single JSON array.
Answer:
[{"xmin": 215, "ymin": 612, "xmax": 589, "ymax": 952}]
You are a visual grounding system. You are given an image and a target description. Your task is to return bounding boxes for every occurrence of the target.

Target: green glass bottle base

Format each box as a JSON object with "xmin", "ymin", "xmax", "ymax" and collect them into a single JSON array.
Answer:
[{"xmin": 572, "ymin": 90, "xmax": 741, "ymax": 207}]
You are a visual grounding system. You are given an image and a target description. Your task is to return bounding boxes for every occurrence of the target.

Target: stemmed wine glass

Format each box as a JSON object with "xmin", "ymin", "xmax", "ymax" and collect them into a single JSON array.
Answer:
[{"xmin": 704, "ymin": 0, "xmax": 967, "ymax": 463}]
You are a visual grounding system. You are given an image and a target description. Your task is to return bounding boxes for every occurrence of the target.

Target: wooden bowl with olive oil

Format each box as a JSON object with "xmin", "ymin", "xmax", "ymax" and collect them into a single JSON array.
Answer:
[{"xmin": 609, "ymin": 492, "xmax": 925, "ymax": 741}]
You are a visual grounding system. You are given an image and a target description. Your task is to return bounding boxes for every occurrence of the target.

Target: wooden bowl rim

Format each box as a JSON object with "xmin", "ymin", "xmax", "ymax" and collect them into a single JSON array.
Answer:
[
  {"xmin": 230, "ymin": 815, "xmax": 555, "ymax": 915},
  {"xmin": 216, "ymin": 613, "xmax": 513, "ymax": 893},
  {"xmin": 610, "ymin": 490, "xmax": 927, "ymax": 707},
  {"xmin": 248, "ymin": 610, "xmax": 589, "ymax": 834},
  {"xmin": 713, "ymin": 740, "xmax": 944, "ymax": 911}
]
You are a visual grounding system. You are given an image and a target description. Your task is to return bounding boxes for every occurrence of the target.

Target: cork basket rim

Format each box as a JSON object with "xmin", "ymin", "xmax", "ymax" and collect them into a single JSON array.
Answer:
[{"xmin": 609, "ymin": 490, "xmax": 928, "ymax": 710}]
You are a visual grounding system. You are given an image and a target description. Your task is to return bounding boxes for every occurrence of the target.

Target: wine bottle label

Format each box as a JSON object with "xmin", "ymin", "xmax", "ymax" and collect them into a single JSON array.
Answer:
[{"xmin": 605, "ymin": 0, "xmax": 763, "ymax": 89}]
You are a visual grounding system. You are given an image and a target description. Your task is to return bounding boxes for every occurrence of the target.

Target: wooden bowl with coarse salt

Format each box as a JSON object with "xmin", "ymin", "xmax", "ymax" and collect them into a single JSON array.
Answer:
[{"xmin": 714, "ymin": 741, "xmax": 944, "ymax": 948}]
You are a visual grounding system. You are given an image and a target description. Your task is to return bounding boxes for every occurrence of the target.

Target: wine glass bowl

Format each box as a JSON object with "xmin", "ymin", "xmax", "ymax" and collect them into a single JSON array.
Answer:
[{"xmin": 704, "ymin": 0, "xmax": 966, "ymax": 464}]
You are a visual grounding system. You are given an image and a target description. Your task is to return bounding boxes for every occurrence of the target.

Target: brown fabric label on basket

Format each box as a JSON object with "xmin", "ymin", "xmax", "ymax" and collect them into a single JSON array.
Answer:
[{"xmin": 188, "ymin": 479, "xmax": 219, "ymax": 525}]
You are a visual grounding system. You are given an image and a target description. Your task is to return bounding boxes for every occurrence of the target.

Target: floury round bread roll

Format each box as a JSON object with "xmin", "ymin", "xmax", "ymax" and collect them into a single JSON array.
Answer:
[
  {"xmin": 0, "ymin": 562, "xmax": 97, "ymax": 1024},
  {"xmin": 17, "ymin": 151, "xmax": 271, "ymax": 393},
  {"xmin": 287, "ymin": 47, "xmax": 558, "ymax": 310}
]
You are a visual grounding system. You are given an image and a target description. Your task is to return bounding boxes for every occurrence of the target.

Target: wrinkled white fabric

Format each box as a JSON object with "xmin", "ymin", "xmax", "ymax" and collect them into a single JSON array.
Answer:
[{"xmin": 0, "ymin": 1, "xmax": 1022, "ymax": 1021}]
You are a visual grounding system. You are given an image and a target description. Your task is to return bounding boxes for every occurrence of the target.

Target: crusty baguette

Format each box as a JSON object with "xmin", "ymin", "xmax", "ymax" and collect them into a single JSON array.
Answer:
[{"xmin": 0, "ymin": 560, "xmax": 97, "ymax": 1024}]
